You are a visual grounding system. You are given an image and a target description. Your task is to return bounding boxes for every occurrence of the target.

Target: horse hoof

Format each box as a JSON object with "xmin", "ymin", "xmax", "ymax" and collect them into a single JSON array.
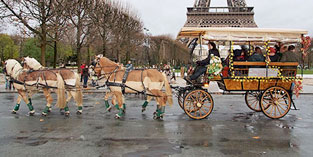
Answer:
[
  {"xmin": 76, "ymin": 111, "xmax": 82, "ymax": 115},
  {"xmin": 48, "ymin": 108, "xmax": 52, "ymax": 113},
  {"xmin": 65, "ymin": 112, "xmax": 70, "ymax": 117},
  {"xmin": 41, "ymin": 112, "xmax": 47, "ymax": 116},
  {"xmin": 60, "ymin": 109, "xmax": 65, "ymax": 115},
  {"xmin": 29, "ymin": 112, "xmax": 35, "ymax": 116},
  {"xmin": 115, "ymin": 114, "xmax": 121, "ymax": 119},
  {"xmin": 142, "ymin": 108, "xmax": 146, "ymax": 112},
  {"xmin": 11, "ymin": 110, "xmax": 17, "ymax": 114}
]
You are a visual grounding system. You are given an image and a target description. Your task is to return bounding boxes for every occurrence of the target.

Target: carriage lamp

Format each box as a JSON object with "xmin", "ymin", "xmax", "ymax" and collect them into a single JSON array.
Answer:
[{"xmin": 203, "ymin": 83, "xmax": 210, "ymax": 87}]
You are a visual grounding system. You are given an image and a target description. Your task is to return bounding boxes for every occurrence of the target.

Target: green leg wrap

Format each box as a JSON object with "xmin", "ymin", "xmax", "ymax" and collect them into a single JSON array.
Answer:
[
  {"xmin": 64, "ymin": 106, "xmax": 69, "ymax": 112},
  {"xmin": 27, "ymin": 103, "xmax": 34, "ymax": 111},
  {"xmin": 142, "ymin": 101, "xmax": 148, "ymax": 108},
  {"xmin": 43, "ymin": 106, "xmax": 50, "ymax": 114},
  {"xmin": 14, "ymin": 104, "xmax": 20, "ymax": 111},
  {"xmin": 123, "ymin": 104, "xmax": 126, "ymax": 110},
  {"xmin": 115, "ymin": 104, "xmax": 119, "ymax": 110},
  {"xmin": 78, "ymin": 106, "xmax": 83, "ymax": 110},
  {"xmin": 117, "ymin": 108, "xmax": 124, "ymax": 117},
  {"xmin": 156, "ymin": 106, "xmax": 165, "ymax": 117},
  {"xmin": 105, "ymin": 100, "xmax": 110, "ymax": 109},
  {"xmin": 28, "ymin": 98, "xmax": 32, "ymax": 105}
]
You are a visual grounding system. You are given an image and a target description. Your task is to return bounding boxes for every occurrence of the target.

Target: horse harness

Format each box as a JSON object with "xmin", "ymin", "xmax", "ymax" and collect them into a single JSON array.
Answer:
[{"xmin": 95, "ymin": 64, "xmax": 157, "ymax": 98}]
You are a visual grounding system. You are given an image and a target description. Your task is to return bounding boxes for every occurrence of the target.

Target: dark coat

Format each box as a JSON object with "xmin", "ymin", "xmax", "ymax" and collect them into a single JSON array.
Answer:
[
  {"xmin": 280, "ymin": 51, "xmax": 299, "ymax": 62},
  {"xmin": 82, "ymin": 68, "xmax": 89, "ymax": 77},
  {"xmin": 248, "ymin": 53, "xmax": 265, "ymax": 62},
  {"xmin": 196, "ymin": 49, "xmax": 220, "ymax": 66}
]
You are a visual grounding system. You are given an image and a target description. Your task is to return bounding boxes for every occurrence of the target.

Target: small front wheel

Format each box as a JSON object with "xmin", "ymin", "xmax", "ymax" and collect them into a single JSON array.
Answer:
[
  {"xmin": 260, "ymin": 87, "xmax": 291, "ymax": 119},
  {"xmin": 183, "ymin": 89, "xmax": 214, "ymax": 120},
  {"xmin": 245, "ymin": 91, "xmax": 262, "ymax": 112}
]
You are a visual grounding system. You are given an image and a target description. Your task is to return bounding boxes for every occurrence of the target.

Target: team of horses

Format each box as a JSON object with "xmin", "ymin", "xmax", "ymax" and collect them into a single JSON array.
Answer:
[{"xmin": 2, "ymin": 56, "xmax": 173, "ymax": 119}]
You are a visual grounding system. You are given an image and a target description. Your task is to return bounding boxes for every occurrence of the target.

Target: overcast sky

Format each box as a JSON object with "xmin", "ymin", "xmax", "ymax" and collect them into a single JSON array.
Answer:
[{"xmin": 119, "ymin": 0, "xmax": 313, "ymax": 37}]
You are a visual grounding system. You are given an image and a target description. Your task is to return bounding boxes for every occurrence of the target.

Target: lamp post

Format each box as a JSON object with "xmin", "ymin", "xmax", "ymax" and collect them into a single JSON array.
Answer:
[{"xmin": 144, "ymin": 28, "xmax": 151, "ymax": 66}]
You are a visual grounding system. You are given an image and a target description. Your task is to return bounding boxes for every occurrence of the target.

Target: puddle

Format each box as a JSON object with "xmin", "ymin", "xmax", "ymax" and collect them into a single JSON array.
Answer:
[{"xmin": 95, "ymin": 138, "xmax": 181, "ymax": 156}]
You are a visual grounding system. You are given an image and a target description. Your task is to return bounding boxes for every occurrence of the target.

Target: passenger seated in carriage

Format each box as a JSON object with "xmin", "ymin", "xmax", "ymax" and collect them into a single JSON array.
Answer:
[
  {"xmin": 184, "ymin": 42, "xmax": 220, "ymax": 83},
  {"xmin": 268, "ymin": 47, "xmax": 280, "ymax": 62},
  {"xmin": 248, "ymin": 47, "xmax": 265, "ymax": 62}
]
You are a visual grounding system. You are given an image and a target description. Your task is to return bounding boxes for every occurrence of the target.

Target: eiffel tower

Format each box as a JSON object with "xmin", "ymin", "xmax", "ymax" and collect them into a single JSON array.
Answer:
[{"xmin": 184, "ymin": 0, "xmax": 257, "ymax": 27}]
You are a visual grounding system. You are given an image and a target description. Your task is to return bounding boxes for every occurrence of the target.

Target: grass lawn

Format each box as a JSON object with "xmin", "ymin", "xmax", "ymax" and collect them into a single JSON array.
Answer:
[{"xmin": 298, "ymin": 69, "xmax": 313, "ymax": 74}]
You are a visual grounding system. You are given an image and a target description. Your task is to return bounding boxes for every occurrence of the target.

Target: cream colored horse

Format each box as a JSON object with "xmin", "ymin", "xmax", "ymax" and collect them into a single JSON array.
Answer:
[
  {"xmin": 4, "ymin": 59, "xmax": 66, "ymax": 116},
  {"xmin": 94, "ymin": 56, "xmax": 173, "ymax": 119},
  {"xmin": 22, "ymin": 57, "xmax": 83, "ymax": 116}
]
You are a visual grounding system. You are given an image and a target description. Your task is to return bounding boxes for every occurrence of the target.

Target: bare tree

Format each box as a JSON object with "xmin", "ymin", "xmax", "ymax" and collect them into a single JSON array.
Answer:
[
  {"xmin": 47, "ymin": 0, "xmax": 68, "ymax": 68},
  {"xmin": 0, "ymin": 0, "xmax": 57, "ymax": 66},
  {"xmin": 65, "ymin": 0, "xmax": 93, "ymax": 71},
  {"xmin": 90, "ymin": 0, "xmax": 114, "ymax": 57}
]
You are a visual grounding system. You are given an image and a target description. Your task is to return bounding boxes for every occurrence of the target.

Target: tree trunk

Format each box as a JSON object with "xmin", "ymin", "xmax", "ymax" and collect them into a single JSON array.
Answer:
[
  {"xmin": 87, "ymin": 44, "xmax": 90, "ymax": 65},
  {"xmin": 102, "ymin": 32, "xmax": 106, "ymax": 56},
  {"xmin": 40, "ymin": 38, "xmax": 46, "ymax": 67},
  {"xmin": 77, "ymin": 25, "xmax": 82, "ymax": 73},
  {"xmin": 53, "ymin": 32, "xmax": 58, "ymax": 68}
]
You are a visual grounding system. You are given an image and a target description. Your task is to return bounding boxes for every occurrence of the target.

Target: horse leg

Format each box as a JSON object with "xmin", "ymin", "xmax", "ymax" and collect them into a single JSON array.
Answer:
[
  {"xmin": 104, "ymin": 92, "xmax": 113, "ymax": 112},
  {"xmin": 42, "ymin": 88, "xmax": 53, "ymax": 116},
  {"xmin": 114, "ymin": 92, "xmax": 125, "ymax": 119},
  {"xmin": 18, "ymin": 90, "xmax": 35, "ymax": 116},
  {"xmin": 142, "ymin": 96, "xmax": 153, "ymax": 112},
  {"xmin": 150, "ymin": 90, "xmax": 166, "ymax": 120},
  {"xmin": 70, "ymin": 91, "xmax": 83, "ymax": 115},
  {"xmin": 12, "ymin": 95, "xmax": 22, "ymax": 114},
  {"xmin": 63, "ymin": 91, "xmax": 72, "ymax": 117}
]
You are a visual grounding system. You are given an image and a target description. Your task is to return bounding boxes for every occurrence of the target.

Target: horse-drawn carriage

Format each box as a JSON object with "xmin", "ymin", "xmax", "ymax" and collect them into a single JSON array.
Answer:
[{"xmin": 174, "ymin": 27, "xmax": 308, "ymax": 120}]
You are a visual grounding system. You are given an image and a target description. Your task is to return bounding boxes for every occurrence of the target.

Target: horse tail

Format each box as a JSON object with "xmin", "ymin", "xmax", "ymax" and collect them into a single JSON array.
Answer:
[
  {"xmin": 56, "ymin": 73, "xmax": 66, "ymax": 109},
  {"xmin": 75, "ymin": 72, "xmax": 83, "ymax": 106},
  {"xmin": 162, "ymin": 72, "xmax": 173, "ymax": 106}
]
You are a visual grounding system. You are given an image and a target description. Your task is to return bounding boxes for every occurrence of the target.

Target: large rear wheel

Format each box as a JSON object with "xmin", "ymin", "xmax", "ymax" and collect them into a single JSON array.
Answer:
[
  {"xmin": 260, "ymin": 87, "xmax": 291, "ymax": 119},
  {"xmin": 183, "ymin": 89, "xmax": 214, "ymax": 120}
]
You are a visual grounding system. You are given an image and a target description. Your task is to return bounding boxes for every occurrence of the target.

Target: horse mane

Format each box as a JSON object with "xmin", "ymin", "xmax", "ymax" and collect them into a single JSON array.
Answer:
[
  {"xmin": 100, "ymin": 57, "xmax": 119, "ymax": 67},
  {"xmin": 24, "ymin": 57, "xmax": 43, "ymax": 70},
  {"xmin": 5, "ymin": 59, "xmax": 23, "ymax": 78}
]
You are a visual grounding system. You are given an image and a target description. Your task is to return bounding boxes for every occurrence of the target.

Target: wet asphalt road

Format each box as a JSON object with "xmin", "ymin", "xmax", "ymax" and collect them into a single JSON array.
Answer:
[{"xmin": 0, "ymin": 92, "xmax": 312, "ymax": 157}]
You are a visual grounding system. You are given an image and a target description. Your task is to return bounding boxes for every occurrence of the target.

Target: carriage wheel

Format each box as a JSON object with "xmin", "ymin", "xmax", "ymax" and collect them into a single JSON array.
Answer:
[
  {"xmin": 245, "ymin": 91, "xmax": 262, "ymax": 112},
  {"xmin": 183, "ymin": 89, "xmax": 214, "ymax": 120},
  {"xmin": 260, "ymin": 87, "xmax": 291, "ymax": 119},
  {"xmin": 178, "ymin": 89, "xmax": 189, "ymax": 110},
  {"xmin": 178, "ymin": 91, "xmax": 184, "ymax": 109}
]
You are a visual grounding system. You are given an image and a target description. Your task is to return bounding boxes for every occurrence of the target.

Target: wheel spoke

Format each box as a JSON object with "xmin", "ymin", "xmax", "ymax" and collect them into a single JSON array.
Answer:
[
  {"xmin": 276, "ymin": 105, "xmax": 284, "ymax": 115},
  {"xmin": 253, "ymin": 102, "xmax": 259, "ymax": 109},
  {"xmin": 269, "ymin": 105, "xmax": 274, "ymax": 116},
  {"xmin": 200, "ymin": 107, "xmax": 208, "ymax": 114},
  {"xmin": 274, "ymin": 105, "xmax": 277, "ymax": 117},
  {"xmin": 278, "ymin": 93, "xmax": 288, "ymax": 99}
]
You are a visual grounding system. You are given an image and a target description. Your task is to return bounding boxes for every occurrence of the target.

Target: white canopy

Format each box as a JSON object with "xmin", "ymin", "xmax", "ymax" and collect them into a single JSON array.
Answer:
[{"xmin": 178, "ymin": 27, "xmax": 308, "ymax": 43}]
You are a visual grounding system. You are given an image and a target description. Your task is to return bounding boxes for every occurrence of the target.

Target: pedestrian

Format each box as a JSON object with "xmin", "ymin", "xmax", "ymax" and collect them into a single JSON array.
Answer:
[
  {"xmin": 170, "ymin": 68, "xmax": 176, "ymax": 81},
  {"xmin": 82, "ymin": 65, "xmax": 90, "ymax": 88},
  {"xmin": 80, "ymin": 64, "xmax": 85, "ymax": 82},
  {"xmin": 3, "ymin": 67, "xmax": 9, "ymax": 89}
]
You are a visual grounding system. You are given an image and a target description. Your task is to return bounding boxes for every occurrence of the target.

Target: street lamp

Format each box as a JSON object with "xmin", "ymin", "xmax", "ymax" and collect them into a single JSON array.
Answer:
[{"xmin": 143, "ymin": 28, "xmax": 151, "ymax": 66}]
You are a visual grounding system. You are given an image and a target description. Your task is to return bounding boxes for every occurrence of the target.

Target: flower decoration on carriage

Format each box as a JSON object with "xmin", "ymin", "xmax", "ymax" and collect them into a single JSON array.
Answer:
[
  {"xmin": 301, "ymin": 36, "xmax": 311, "ymax": 58},
  {"xmin": 206, "ymin": 54, "xmax": 223, "ymax": 79}
]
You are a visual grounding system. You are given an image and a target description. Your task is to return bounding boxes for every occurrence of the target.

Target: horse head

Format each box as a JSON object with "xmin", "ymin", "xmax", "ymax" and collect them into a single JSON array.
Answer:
[
  {"xmin": 23, "ymin": 57, "xmax": 43, "ymax": 70},
  {"xmin": 93, "ymin": 56, "xmax": 121, "ymax": 77}
]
